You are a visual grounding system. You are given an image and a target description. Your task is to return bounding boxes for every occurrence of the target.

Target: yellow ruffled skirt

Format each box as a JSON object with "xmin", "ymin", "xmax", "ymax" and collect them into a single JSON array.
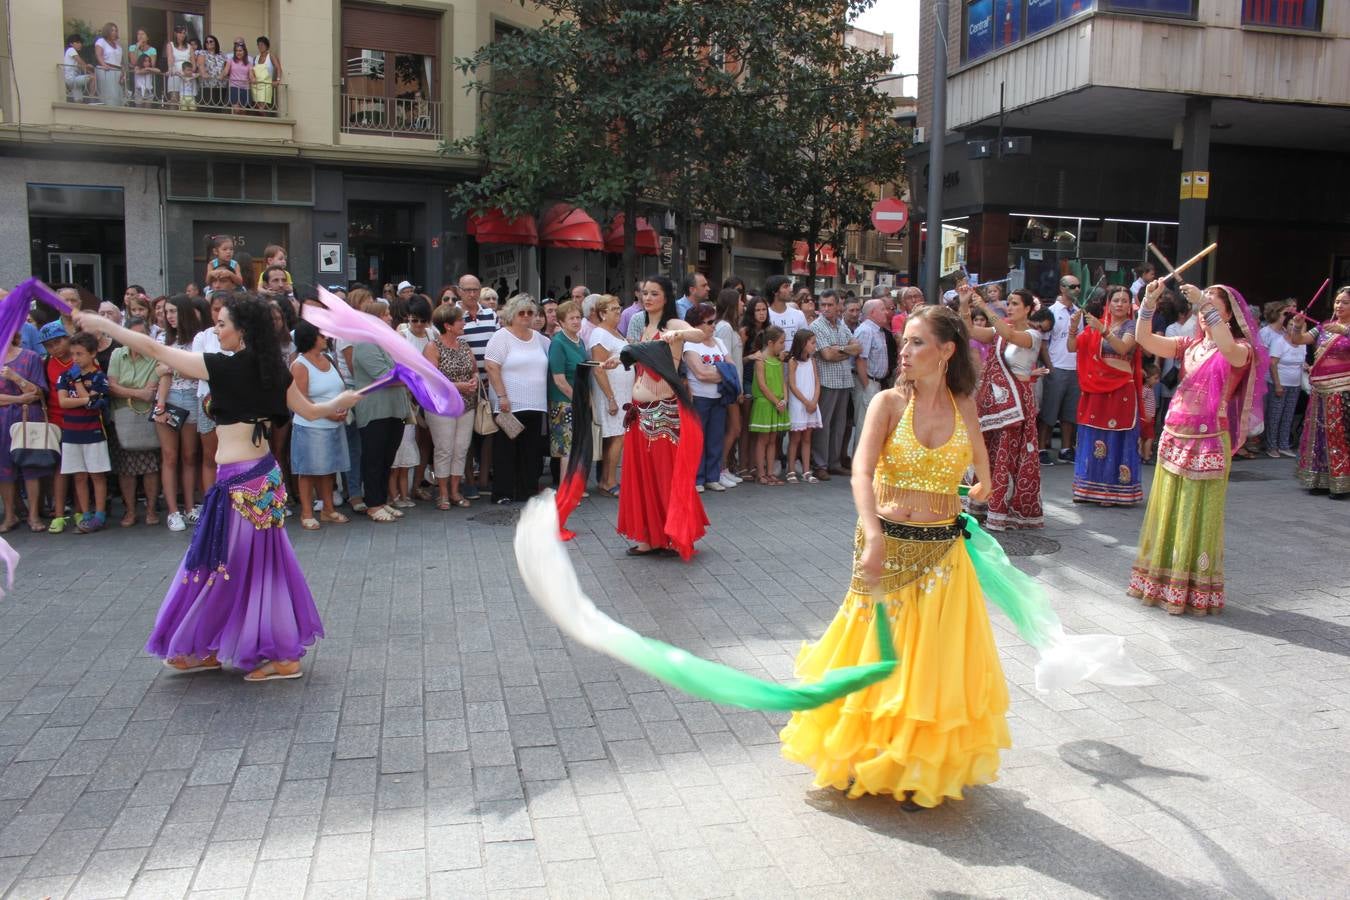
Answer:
[{"xmin": 779, "ymin": 525, "xmax": 1011, "ymax": 807}]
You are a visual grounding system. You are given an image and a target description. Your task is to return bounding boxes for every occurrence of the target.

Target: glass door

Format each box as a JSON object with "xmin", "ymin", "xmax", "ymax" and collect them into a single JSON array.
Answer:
[{"xmin": 47, "ymin": 252, "xmax": 104, "ymax": 296}]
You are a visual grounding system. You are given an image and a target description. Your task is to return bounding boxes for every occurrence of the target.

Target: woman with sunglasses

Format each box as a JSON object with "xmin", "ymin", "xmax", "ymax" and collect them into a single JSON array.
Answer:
[{"xmin": 198, "ymin": 35, "xmax": 228, "ymax": 110}]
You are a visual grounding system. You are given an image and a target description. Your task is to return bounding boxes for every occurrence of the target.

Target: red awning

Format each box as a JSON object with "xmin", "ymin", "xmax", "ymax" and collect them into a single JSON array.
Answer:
[
  {"xmin": 540, "ymin": 204, "xmax": 605, "ymax": 251},
  {"xmin": 467, "ymin": 208, "xmax": 538, "ymax": 246},
  {"xmin": 791, "ymin": 241, "xmax": 839, "ymax": 278},
  {"xmin": 603, "ymin": 214, "xmax": 660, "ymax": 256}
]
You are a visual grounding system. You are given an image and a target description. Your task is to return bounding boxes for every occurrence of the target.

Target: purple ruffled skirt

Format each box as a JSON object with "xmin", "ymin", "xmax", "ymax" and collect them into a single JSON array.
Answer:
[{"xmin": 146, "ymin": 457, "xmax": 323, "ymax": 669}]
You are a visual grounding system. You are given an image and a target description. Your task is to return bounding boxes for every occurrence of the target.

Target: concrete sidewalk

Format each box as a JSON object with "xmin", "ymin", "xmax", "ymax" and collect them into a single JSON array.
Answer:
[{"xmin": 0, "ymin": 456, "xmax": 1346, "ymax": 898}]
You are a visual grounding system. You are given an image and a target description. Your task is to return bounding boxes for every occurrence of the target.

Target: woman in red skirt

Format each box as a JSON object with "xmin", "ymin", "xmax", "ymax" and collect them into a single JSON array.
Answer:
[{"xmin": 617, "ymin": 276, "xmax": 709, "ymax": 558}]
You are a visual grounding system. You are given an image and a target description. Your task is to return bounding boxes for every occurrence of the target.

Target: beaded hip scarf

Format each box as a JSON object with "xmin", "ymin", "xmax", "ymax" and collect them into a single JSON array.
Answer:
[{"xmin": 847, "ymin": 517, "xmax": 967, "ymax": 596}]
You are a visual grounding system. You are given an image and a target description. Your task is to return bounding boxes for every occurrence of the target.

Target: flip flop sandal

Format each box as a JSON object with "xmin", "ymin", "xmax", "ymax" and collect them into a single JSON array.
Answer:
[
  {"xmin": 0, "ymin": 522, "xmax": 16, "ymax": 534},
  {"xmin": 243, "ymin": 660, "xmax": 302, "ymax": 682},
  {"xmin": 450, "ymin": 497, "xmax": 471, "ymax": 508},
  {"xmin": 437, "ymin": 498, "xmax": 452, "ymax": 511},
  {"xmin": 300, "ymin": 518, "xmax": 321, "ymax": 531},
  {"xmin": 28, "ymin": 521, "xmax": 46, "ymax": 533},
  {"xmin": 165, "ymin": 654, "xmax": 221, "ymax": 673}
]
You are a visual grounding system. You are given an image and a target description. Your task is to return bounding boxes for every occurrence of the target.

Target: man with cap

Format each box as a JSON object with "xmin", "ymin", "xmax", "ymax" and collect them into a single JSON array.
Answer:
[
  {"xmin": 38, "ymin": 322, "xmax": 75, "ymax": 532},
  {"xmin": 397, "ymin": 281, "xmax": 416, "ymax": 303}
]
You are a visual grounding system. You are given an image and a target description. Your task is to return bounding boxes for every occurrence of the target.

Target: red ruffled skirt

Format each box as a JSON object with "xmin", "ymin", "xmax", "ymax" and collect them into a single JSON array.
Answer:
[{"xmin": 617, "ymin": 399, "xmax": 708, "ymax": 559}]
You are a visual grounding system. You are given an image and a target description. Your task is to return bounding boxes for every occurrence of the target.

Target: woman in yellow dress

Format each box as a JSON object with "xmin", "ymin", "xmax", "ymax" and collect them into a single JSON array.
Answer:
[
  {"xmin": 781, "ymin": 305, "xmax": 1152, "ymax": 806},
  {"xmin": 781, "ymin": 305, "xmax": 1008, "ymax": 807}
]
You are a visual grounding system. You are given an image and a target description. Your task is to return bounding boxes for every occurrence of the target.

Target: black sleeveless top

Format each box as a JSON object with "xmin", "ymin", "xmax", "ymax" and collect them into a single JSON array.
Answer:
[{"xmin": 203, "ymin": 350, "xmax": 292, "ymax": 442}]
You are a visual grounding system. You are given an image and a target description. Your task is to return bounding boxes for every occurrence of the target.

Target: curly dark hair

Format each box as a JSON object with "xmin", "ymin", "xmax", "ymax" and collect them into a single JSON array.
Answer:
[
  {"xmin": 904, "ymin": 305, "xmax": 979, "ymax": 397},
  {"xmin": 223, "ymin": 293, "xmax": 288, "ymax": 391}
]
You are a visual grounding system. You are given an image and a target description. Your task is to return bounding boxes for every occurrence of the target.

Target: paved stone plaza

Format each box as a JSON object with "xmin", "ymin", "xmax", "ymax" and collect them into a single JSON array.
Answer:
[{"xmin": 0, "ymin": 459, "xmax": 1347, "ymax": 899}]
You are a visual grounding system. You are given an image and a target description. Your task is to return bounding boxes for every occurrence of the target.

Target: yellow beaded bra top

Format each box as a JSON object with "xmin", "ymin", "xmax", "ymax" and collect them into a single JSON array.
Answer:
[{"xmin": 874, "ymin": 391, "xmax": 970, "ymax": 518}]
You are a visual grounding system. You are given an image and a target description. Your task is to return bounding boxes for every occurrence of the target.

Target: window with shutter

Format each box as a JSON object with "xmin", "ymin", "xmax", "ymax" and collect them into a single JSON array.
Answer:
[{"xmin": 341, "ymin": 3, "xmax": 442, "ymax": 137}]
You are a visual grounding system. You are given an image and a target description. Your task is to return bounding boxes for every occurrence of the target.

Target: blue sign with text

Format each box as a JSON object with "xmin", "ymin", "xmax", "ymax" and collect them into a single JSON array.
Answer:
[{"xmin": 967, "ymin": 0, "xmax": 995, "ymax": 60}]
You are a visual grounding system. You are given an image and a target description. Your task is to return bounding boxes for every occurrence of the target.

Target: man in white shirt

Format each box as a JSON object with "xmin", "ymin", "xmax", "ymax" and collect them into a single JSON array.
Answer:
[
  {"xmin": 1039, "ymin": 276, "xmax": 1081, "ymax": 464},
  {"xmin": 455, "ymin": 273, "xmax": 498, "ymax": 499},
  {"xmin": 765, "ymin": 274, "xmax": 805, "ymax": 346},
  {"xmin": 849, "ymin": 299, "xmax": 890, "ymax": 454}
]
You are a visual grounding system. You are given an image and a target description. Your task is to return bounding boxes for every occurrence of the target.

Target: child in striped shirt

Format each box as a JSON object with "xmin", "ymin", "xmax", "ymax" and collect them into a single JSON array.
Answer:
[{"xmin": 56, "ymin": 332, "xmax": 111, "ymax": 532}]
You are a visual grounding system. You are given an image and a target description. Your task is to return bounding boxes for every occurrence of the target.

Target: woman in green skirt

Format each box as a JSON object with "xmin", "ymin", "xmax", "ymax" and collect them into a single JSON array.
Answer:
[{"xmin": 1128, "ymin": 280, "xmax": 1268, "ymax": 615}]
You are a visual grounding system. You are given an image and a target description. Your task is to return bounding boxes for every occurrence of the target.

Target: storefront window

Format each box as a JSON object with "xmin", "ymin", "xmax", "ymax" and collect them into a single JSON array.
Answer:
[
  {"xmin": 1101, "ymin": 0, "xmax": 1196, "ymax": 16},
  {"xmin": 967, "ymin": 1, "xmax": 1098, "ymax": 62},
  {"xmin": 1242, "ymin": 0, "xmax": 1320, "ymax": 30}
]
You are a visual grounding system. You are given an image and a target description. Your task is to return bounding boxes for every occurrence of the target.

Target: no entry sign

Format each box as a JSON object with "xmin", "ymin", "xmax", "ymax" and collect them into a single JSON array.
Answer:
[{"xmin": 871, "ymin": 198, "xmax": 909, "ymax": 235}]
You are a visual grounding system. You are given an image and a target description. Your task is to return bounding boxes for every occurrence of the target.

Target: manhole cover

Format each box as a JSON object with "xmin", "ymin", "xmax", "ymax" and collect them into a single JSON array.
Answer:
[
  {"xmin": 469, "ymin": 508, "xmax": 520, "ymax": 526},
  {"xmin": 993, "ymin": 533, "xmax": 1060, "ymax": 557},
  {"xmin": 1227, "ymin": 469, "xmax": 1277, "ymax": 483}
]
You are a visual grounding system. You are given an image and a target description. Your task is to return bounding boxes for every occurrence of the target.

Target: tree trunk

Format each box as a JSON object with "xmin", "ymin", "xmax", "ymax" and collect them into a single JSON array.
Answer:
[{"xmin": 622, "ymin": 193, "xmax": 638, "ymax": 301}]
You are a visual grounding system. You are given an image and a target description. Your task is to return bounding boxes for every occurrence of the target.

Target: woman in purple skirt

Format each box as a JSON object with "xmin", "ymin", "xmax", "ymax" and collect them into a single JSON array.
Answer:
[{"xmin": 75, "ymin": 295, "xmax": 358, "ymax": 681}]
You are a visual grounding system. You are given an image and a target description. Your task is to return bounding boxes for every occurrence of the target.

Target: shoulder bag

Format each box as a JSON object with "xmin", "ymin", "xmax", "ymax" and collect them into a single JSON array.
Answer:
[
  {"xmin": 473, "ymin": 385, "xmax": 499, "ymax": 436},
  {"xmin": 113, "ymin": 395, "xmax": 159, "ymax": 450},
  {"xmin": 9, "ymin": 401, "xmax": 62, "ymax": 469}
]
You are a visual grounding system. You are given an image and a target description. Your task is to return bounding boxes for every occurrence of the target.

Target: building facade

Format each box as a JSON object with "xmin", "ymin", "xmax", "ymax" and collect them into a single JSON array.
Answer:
[
  {"xmin": 911, "ymin": 1, "xmax": 1350, "ymax": 307},
  {"xmin": 0, "ymin": 0, "xmax": 549, "ymax": 299}
]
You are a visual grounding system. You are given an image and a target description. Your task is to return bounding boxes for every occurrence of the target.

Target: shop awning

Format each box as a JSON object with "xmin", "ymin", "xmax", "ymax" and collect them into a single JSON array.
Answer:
[
  {"xmin": 791, "ymin": 241, "xmax": 838, "ymax": 278},
  {"xmin": 603, "ymin": 214, "xmax": 660, "ymax": 256},
  {"xmin": 467, "ymin": 208, "xmax": 538, "ymax": 246},
  {"xmin": 540, "ymin": 204, "xmax": 605, "ymax": 251}
]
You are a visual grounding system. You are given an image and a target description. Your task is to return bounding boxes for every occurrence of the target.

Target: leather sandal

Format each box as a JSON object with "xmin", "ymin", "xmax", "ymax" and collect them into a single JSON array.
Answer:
[
  {"xmin": 165, "ymin": 653, "xmax": 221, "ymax": 673},
  {"xmin": 243, "ymin": 660, "xmax": 302, "ymax": 682},
  {"xmin": 300, "ymin": 518, "xmax": 321, "ymax": 531},
  {"xmin": 320, "ymin": 511, "xmax": 349, "ymax": 524}
]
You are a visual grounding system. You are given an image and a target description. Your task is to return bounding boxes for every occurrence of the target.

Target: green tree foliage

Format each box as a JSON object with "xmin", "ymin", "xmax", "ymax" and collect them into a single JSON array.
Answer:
[{"xmin": 445, "ymin": 0, "xmax": 906, "ymax": 288}]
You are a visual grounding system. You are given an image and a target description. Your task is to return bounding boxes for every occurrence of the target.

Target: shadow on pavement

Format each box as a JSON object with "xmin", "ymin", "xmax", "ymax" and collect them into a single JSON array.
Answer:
[{"xmin": 1202, "ymin": 606, "xmax": 1350, "ymax": 660}]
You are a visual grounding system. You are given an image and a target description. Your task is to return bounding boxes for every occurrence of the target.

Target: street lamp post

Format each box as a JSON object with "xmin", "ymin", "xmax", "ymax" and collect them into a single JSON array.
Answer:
[{"xmin": 923, "ymin": 0, "xmax": 948, "ymax": 305}]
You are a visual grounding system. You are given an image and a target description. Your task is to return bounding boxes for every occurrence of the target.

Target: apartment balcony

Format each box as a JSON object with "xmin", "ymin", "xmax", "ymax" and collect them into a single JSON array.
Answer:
[
  {"xmin": 340, "ymin": 93, "xmax": 443, "ymax": 139},
  {"xmin": 52, "ymin": 65, "xmax": 294, "ymax": 150}
]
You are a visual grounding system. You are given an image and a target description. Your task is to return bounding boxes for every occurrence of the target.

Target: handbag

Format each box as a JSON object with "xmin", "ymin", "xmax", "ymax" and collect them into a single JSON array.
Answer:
[
  {"xmin": 495, "ymin": 410, "xmax": 525, "ymax": 439},
  {"xmin": 9, "ymin": 402, "xmax": 62, "ymax": 469},
  {"xmin": 152, "ymin": 402, "xmax": 190, "ymax": 431},
  {"xmin": 473, "ymin": 388, "xmax": 499, "ymax": 436},
  {"xmin": 113, "ymin": 401, "xmax": 159, "ymax": 450}
]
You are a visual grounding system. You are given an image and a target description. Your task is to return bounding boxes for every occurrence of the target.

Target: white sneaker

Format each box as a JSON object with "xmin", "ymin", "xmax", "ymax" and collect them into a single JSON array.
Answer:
[
  {"xmin": 718, "ymin": 471, "xmax": 739, "ymax": 488},
  {"xmin": 705, "ymin": 481, "xmax": 726, "ymax": 492},
  {"xmin": 167, "ymin": 511, "xmax": 186, "ymax": 532},
  {"xmin": 724, "ymin": 470, "xmax": 743, "ymax": 484},
  {"xmin": 185, "ymin": 505, "xmax": 203, "ymax": 525},
  {"xmin": 695, "ymin": 484, "xmax": 705, "ymax": 493}
]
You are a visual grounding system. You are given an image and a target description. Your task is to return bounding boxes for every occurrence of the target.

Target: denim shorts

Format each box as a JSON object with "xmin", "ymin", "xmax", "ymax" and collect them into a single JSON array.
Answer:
[
  {"xmin": 229, "ymin": 85, "xmax": 250, "ymax": 107},
  {"xmin": 290, "ymin": 423, "xmax": 351, "ymax": 476},
  {"xmin": 167, "ymin": 387, "xmax": 199, "ymax": 426}
]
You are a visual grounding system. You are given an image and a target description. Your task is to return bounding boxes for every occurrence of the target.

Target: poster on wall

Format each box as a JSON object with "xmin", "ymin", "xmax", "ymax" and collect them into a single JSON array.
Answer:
[
  {"xmin": 318, "ymin": 242, "xmax": 342, "ymax": 274},
  {"xmin": 966, "ymin": 0, "xmax": 994, "ymax": 60},
  {"xmin": 1027, "ymin": 0, "xmax": 1059, "ymax": 34},
  {"xmin": 481, "ymin": 247, "xmax": 520, "ymax": 291},
  {"xmin": 994, "ymin": 0, "xmax": 1022, "ymax": 48}
]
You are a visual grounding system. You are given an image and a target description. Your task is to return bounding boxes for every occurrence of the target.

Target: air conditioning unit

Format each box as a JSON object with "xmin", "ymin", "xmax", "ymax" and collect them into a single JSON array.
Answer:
[{"xmin": 913, "ymin": 126, "xmax": 927, "ymax": 144}]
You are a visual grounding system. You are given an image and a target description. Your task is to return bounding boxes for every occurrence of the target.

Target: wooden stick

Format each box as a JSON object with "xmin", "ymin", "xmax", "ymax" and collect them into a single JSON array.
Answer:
[
  {"xmin": 1147, "ymin": 243, "xmax": 1177, "ymax": 276},
  {"xmin": 1166, "ymin": 242, "xmax": 1218, "ymax": 282},
  {"xmin": 1291, "ymin": 277, "xmax": 1332, "ymax": 323}
]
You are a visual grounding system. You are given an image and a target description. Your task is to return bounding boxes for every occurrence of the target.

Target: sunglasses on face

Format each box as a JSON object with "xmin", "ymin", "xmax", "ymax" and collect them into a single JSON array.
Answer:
[
  {"xmin": 407, "ymin": 317, "xmax": 424, "ymax": 324},
  {"xmin": 1066, "ymin": 284, "xmax": 1081, "ymax": 290}
]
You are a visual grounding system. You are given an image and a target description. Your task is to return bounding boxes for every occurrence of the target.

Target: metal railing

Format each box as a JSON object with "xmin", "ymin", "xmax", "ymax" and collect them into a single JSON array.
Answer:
[
  {"xmin": 340, "ymin": 93, "xmax": 442, "ymax": 138},
  {"xmin": 57, "ymin": 65, "xmax": 287, "ymax": 117}
]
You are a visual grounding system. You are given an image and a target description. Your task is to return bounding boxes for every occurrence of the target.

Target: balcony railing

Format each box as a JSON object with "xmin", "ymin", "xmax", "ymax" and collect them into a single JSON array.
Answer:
[
  {"xmin": 57, "ymin": 65, "xmax": 287, "ymax": 117},
  {"xmin": 341, "ymin": 93, "xmax": 442, "ymax": 138}
]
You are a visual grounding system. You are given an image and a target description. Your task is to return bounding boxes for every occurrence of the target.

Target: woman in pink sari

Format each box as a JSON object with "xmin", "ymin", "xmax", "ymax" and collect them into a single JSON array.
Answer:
[
  {"xmin": 1293, "ymin": 286, "xmax": 1350, "ymax": 498},
  {"xmin": 1128, "ymin": 281, "xmax": 1266, "ymax": 616}
]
